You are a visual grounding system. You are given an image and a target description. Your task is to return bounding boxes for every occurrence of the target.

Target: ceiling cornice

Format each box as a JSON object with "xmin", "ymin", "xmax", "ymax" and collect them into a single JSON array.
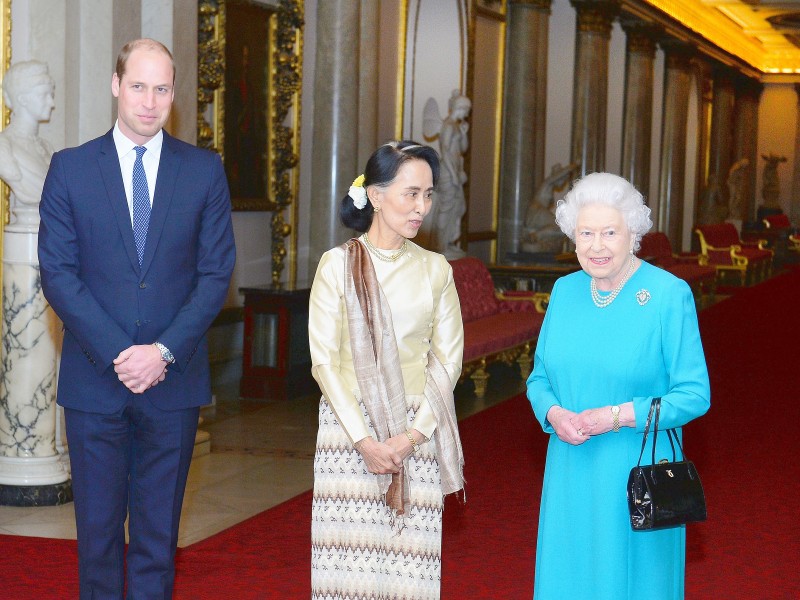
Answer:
[{"xmin": 638, "ymin": 0, "xmax": 800, "ymax": 75}]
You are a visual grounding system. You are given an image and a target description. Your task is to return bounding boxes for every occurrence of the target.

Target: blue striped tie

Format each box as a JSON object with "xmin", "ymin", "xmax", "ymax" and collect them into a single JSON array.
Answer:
[{"xmin": 132, "ymin": 146, "xmax": 150, "ymax": 265}]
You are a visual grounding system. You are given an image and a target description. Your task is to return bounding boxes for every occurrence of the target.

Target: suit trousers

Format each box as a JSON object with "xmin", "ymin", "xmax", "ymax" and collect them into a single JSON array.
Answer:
[{"xmin": 65, "ymin": 395, "xmax": 199, "ymax": 600}]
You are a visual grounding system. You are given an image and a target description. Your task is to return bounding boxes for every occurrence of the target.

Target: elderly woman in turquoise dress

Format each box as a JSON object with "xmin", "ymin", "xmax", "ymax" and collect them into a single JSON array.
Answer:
[{"xmin": 526, "ymin": 172, "xmax": 710, "ymax": 600}]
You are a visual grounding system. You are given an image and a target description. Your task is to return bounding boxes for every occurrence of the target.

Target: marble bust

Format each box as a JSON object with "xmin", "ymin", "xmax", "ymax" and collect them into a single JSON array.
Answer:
[
  {"xmin": 423, "ymin": 90, "xmax": 471, "ymax": 258},
  {"xmin": 0, "ymin": 60, "xmax": 56, "ymax": 229}
]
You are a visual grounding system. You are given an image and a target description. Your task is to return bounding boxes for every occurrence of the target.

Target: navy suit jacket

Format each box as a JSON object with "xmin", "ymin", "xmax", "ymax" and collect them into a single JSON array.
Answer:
[{"xmin": 38, "ymin": 129, "xmax": 236, "ymax": 414}]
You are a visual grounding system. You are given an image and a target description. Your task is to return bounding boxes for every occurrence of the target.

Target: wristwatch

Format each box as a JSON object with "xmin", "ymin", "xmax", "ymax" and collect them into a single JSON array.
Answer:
[
  {"xmin": 154, "ymin": 341, "xmax": 175, "ymax": 364},
  {"xmin": 611, "ymin": 405, "xmax": 621, "ymax": 432}
]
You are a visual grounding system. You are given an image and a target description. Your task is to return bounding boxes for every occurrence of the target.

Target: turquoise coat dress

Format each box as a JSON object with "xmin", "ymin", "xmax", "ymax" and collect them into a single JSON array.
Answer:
[{"xmin": 526, "ymin": 261, "xmax": 710, "ymax": 600}]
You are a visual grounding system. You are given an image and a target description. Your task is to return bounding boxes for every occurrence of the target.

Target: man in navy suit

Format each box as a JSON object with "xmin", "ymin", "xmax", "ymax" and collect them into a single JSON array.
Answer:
[{"xmin": 38, "ymin": 39, "xmax": 236, "ymax": 599}]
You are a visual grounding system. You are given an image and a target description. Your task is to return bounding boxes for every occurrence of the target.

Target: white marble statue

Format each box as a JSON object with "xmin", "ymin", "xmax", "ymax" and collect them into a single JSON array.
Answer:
[
  {"xmin": 423, "ymin": 90, "xmax": 471, "ymax": 258},
  {"xmin": 0, "ymin": 60, "xmax": 56, "ymax": 229},
  {"xmin": 726, "ymin": 158, "xmax": 749, "ymax": 221},
  {"xmin": 0, "ymin": 60, "xmax": 67, "ymax": 494},
  {"xmin": 521, "ymin": 162, "xmax": 579, "ymax": 253},
  {"xmin": 761, "ymin": 153, "xmax": 787, "ymax": 209},
  {"xmin": 698, "ymin": 173, "xmax": 728, "ymax": 225}
]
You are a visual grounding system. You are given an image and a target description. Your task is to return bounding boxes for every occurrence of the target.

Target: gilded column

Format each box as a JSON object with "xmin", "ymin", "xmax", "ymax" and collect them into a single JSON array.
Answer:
[
  {"xmin": 791, "ymin": 85, "xmax": 800, "ymax": 226},
  {"xmin": 657, "ymin": 43, "xmax": 693, "ymax": 250},
  {"xmin": 707, "ymin": 67, "xmax": 736, "ymax": 215},
  {"xmin": 309, "ymin": 0, "xmax": 361, "ymax": 268},
  {"xmin": 570, "ymin": 0, "xmax": 620, "ymax": 176},
  {"xmin": 620, "ymin": 21, "xmax": 656, "ymax": 194},
  {"xmin": 498, "ymin": 0, "xmax": 552, "ymax": 261},
  {"xmin": 733, "ymin": 77, "xmax": 762, "ymax": 222},
  {"xmin": 692, "ymin": 60, "xmax": 714, "ymax": 226}
]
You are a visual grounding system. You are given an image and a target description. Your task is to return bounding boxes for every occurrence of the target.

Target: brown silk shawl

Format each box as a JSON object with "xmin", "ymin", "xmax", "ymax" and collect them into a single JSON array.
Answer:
[{"xmin": 343, "ymin": 239, "xmax": 465, "ymax": 521}]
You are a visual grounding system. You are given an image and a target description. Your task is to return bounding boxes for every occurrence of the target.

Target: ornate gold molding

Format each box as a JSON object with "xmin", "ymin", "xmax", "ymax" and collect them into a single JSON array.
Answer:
[
  {"xmin": 197, "ymin": 1, "xmax": 225, "ymax": 155},
  {"xmin": 270, "ymin": 0, "xmax": 304, "ymax": 284},
  {"xmin": 197, "ymin": 0, "xmax": 303, "ymax": 284}
]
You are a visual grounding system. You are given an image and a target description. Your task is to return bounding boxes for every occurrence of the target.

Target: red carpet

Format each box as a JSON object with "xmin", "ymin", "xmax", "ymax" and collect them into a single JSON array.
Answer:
[{"xmin": 1, "ymin": 269, "xmax": 799, "ymax": 598}]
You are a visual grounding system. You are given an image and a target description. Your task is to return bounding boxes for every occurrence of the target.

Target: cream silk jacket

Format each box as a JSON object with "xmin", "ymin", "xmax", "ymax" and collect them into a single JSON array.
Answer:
[{"xmin": 309, "ymin": 240, "xmax": 464, "ymax": 444}]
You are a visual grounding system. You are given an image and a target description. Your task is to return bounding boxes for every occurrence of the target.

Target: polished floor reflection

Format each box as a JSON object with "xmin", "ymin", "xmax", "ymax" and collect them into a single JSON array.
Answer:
[{"xmin": 0, "ymin": 365, "xmax": 525, "ymax": 547}]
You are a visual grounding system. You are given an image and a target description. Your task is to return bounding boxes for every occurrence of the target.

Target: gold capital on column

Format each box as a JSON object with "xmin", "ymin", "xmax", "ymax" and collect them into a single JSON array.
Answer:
[
  {"xmin": 571, "ymin": 0, "xmax": 620, "ymax": 37},
  {"xmin": 510, "ymin": 0, "xmax": 552, "ymax": 10}
]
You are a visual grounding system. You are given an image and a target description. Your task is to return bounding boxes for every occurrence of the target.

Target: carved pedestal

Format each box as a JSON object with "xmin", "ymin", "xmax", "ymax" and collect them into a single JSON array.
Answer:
[{"xmin": 0, "ymin": 227, "xmax": 71, "ymax": 506}]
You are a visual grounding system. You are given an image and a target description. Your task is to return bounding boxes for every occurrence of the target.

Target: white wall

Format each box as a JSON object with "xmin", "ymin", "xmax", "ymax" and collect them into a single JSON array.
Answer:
[
  {"xmin": 606, "ymin": 20, "xmax": 626, "ymax": 175},
  {"xmin": 544, "ymin": 0, "xmax": 575, "ymax": 178}
]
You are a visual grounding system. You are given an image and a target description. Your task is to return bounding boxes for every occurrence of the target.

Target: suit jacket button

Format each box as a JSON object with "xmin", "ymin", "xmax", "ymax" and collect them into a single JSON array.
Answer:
[{"xmin": 139, "ymin": 282, "xmax": 147, "ymax": 289}]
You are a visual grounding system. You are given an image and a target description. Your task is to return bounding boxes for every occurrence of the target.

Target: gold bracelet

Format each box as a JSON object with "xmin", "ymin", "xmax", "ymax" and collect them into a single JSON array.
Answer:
[{"xmin": 405, "ymin": 430, "xmax": 421, "ymax": 453}]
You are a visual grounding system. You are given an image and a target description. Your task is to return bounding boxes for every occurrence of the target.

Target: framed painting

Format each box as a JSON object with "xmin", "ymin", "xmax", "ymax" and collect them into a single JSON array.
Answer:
[
  {"xmin": 197, "ymin": 0, "xmax": 303, "ymax": 280},
  {"xmin": 223, "ymin": 1, "xmax": 272, "ymax": 208}
]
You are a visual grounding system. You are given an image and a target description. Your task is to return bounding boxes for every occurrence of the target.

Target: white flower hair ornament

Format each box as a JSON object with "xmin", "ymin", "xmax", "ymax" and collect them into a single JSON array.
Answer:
[{"xmin": 349, "ymin": 174, "xmax": 368, "ymax": 210}]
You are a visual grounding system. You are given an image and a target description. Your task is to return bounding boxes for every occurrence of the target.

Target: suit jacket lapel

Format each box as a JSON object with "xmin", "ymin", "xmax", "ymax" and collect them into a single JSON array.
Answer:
[
  {"xmin": 98, "ymin": 130, "xmax": 141, "ymax": 273},
  {"xmin": 140, "ymin": 131, "xmax": 180, "ymax": 274}
]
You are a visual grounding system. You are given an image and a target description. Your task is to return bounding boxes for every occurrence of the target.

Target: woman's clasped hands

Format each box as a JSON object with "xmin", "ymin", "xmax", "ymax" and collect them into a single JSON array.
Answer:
[
  {"xmin": 354, "ymin": 431, "xmax": 421, "ymax": 474},
  {"xmin": 547, "ymin": 405, "xmax": 617, "ymax": 445}
]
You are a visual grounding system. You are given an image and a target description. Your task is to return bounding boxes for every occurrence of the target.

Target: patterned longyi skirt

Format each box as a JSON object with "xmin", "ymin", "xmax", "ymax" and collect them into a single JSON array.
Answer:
[{"xmin": 311, "ymin": 395, "xmax": 444, "ymax": 600}]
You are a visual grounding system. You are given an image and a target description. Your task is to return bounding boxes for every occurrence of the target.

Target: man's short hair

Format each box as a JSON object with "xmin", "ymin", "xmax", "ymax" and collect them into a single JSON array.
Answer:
[{"xmin": 115, "ymin": 38, "xmax": 175, "ymax": 83}]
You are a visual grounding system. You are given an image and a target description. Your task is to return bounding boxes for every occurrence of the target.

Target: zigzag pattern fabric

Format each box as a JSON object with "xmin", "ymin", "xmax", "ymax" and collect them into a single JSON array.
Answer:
[
  {"xmin": 132, "ymin": 145, "xmax": 150, "ymax": 265},
  {"xmin": 311, "ymin": 397, "xmax": 444, "ymax": 600}
]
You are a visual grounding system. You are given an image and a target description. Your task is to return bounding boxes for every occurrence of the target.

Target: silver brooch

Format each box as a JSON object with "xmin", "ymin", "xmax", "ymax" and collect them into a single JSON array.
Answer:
[{"xmin": 636, "ymin": 289, "xmax": 651, "ymax": 306}]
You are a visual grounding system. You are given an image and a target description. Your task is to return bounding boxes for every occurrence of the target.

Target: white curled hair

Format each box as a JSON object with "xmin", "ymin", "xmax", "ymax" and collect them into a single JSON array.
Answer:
[{"xmin": 554, "ymin": 172, "xmax": 653, "ymax": 252}]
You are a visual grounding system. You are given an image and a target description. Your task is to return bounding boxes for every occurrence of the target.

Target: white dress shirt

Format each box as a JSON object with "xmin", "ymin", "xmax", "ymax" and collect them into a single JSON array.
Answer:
[{"xmin": 112, "ymin": 121, "xmax": 163, "ymax": 224}]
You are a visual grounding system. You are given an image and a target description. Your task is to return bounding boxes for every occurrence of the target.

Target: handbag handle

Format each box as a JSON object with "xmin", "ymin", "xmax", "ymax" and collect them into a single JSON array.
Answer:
[
  {"xmin": 635, "ymin": 398, "xmax": 659, "ymax": 467},
  {"xmin": 636, "ymin": 397, "xmax": 690, "ymax": 468}
]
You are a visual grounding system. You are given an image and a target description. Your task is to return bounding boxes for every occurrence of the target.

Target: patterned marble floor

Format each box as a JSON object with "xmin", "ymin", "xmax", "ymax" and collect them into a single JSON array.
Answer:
[{"xmin": 0, "ymin": 364, "xmax": 524, "ymax": 547}]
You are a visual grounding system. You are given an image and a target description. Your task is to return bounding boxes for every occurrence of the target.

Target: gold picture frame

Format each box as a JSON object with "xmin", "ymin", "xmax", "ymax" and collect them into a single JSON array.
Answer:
[{"xmin": 198, "ymin": 0, "xmax": 303, "ymax": 283}]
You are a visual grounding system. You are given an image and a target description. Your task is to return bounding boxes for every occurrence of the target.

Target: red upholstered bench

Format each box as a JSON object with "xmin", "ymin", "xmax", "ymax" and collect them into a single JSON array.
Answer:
[
  {"xmin": 638, "ymin": 232, "xmax": 716, "ymax": 305},
  {"xmin": 450, "ymin": 257, "xmax": 547, "ymax": 398},
  {"xmin": 694, "ymin": 222, "xmax": 773, "ymax": 286},
  {"xmin": 763, "ymin": 214, "xmax": 800, "ymax": 254}
]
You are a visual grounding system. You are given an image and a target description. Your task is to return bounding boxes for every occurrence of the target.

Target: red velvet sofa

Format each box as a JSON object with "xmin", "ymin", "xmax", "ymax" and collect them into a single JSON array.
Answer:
[
  {"xmin": 763, "ymin": 213, "xmax": 800, "ymax": 254},
  {"xmin": 450, "ymin": 257, "xmax": 547, "ymax": 398},
  {"xmin": 694, "ymin": 222, "xmax": 773, "ymax": 286},
  {"xmin": 638, "ymin": 232, "xmax": 716, "ymax": 304}
]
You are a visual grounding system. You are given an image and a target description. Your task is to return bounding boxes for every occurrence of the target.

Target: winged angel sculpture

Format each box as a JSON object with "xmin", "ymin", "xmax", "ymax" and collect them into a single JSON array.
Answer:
[{"xmin": 423, "ymin": 91, "xmax": 471, "ymax": 258}]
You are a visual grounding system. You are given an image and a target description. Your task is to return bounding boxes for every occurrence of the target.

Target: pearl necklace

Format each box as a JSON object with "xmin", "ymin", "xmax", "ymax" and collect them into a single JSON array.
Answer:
[
  {"xmin": 590, "ymin": 256, "xmax": 636, "ymax": 308},
  {"xmin": 362, "ymin": 233, "xmax": 408, "ymax": 262}
]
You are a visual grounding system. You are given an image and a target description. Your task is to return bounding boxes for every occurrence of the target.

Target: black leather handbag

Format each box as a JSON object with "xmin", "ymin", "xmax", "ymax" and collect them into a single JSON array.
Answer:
[{"xmin": 627, "ymin": 398, "xmax": 707, "ymax": 530}]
